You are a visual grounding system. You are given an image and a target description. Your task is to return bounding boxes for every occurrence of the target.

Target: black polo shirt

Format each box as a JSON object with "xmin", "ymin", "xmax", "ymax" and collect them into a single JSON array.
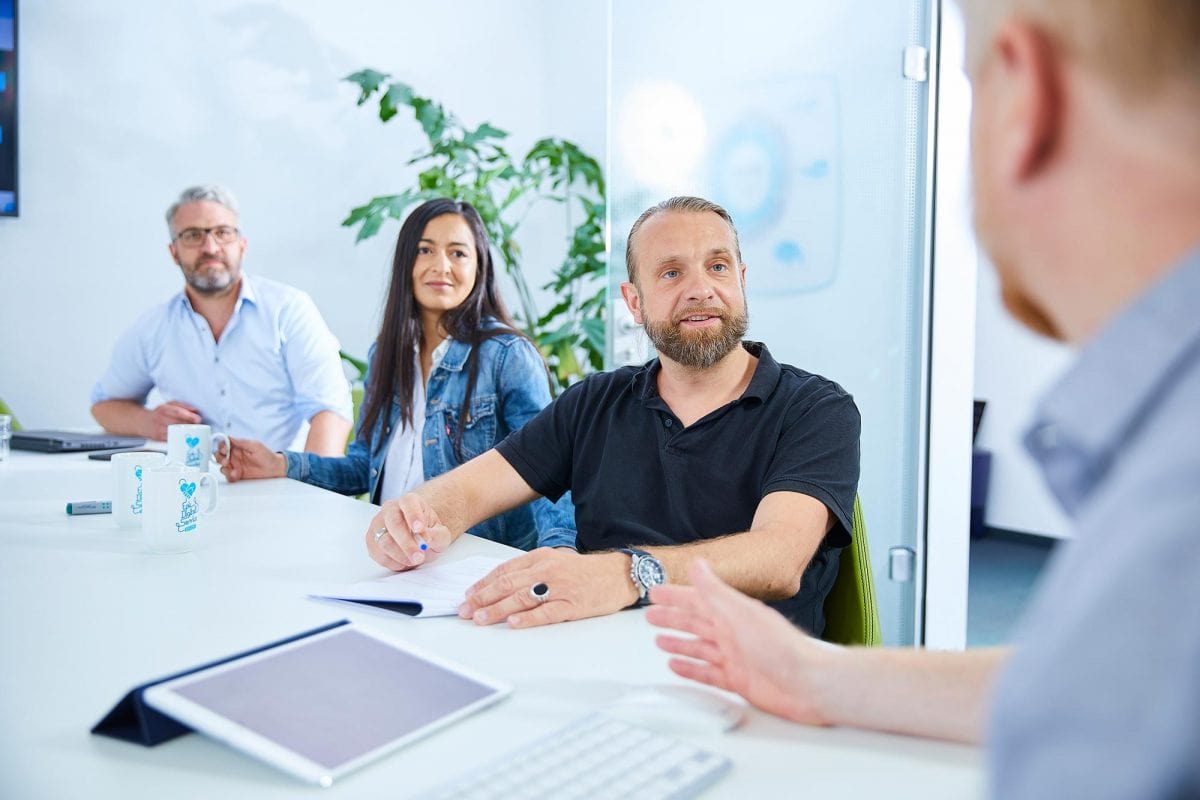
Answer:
[{"xmin": 495, "ymin": 341, "xmax": 861, "ymax": 634}]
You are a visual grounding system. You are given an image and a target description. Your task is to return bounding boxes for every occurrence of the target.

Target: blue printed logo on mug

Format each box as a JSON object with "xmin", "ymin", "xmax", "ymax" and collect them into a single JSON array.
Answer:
[
  {"xmin": 184, "ymin": 436, "xmax": 202, "ymax": 467},
  {"xmin": 131, "ymin": 465, "xmax": 145, "ymax": 515},
  {"xmin": 176, "ymin": 479, "xmax": 200, "ymax": 533}
]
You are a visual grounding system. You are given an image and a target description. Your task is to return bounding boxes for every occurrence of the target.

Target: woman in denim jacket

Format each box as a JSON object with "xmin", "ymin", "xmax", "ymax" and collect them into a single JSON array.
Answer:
[{"xmin": 220, "ymin": 198, "xmax": 575, "ymax": 550}]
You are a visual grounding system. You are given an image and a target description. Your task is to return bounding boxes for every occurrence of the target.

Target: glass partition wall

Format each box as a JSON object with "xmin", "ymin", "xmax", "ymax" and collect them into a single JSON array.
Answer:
[{"xmin": 606, "ymin": 0, "xmax": 939, "ymax": 645}]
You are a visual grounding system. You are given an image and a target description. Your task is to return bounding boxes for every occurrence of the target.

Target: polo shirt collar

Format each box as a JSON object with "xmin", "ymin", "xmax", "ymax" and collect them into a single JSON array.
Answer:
[
  {"xmin": 1026, "ymin": 245, "xmax": 1200, "ymax": 513},
  {"xmin": 632, "ymin": 340, "xmax": 781, "ymax": 404}
]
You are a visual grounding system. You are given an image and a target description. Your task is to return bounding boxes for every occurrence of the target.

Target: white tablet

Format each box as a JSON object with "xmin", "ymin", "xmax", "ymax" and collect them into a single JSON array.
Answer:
[{"xmin": 142, "ymin": 623, "xmax": 510, "ymax": 787}]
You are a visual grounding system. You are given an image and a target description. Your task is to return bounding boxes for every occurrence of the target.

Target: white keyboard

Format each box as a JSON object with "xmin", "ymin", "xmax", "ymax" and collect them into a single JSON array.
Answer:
[{"xmin": 419, "ymin": 713, "xmax": 732, "ymax": 800}]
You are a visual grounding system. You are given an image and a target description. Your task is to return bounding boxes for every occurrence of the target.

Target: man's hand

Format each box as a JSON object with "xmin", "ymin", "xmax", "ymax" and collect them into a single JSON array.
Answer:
[
  {"xmin": 366, "ymin": 494, "xmax": 455, "ymax": 572},
  {"xmin": 458, "ymin": 549, "xmax": 639, "ymax": 628},
  {"xmin": 219, "ymin": 437, "xmax": 286, "ymax": 483},
  {"xmin": 646, "ymin": 558, "xmax": 840, "ymax": 726},
  {"xmin": 146, "ymin": 401, "xmax": 202, "ymax": 440}
]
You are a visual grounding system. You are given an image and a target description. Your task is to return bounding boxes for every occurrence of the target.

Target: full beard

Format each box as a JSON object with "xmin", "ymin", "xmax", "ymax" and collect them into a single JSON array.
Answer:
[
  {"xmin": 184, "ymin": 256, "xmax": 237, "ymax": 295},
  {"xmin": 644, "ymin": 305, "xmax": 749, "ymax": 370}
]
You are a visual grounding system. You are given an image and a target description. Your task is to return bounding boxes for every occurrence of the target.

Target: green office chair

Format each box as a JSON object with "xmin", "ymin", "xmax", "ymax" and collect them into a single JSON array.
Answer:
[
  {"xmin": 0, "ymin": 397, "xmax": 22, "ymax": 431},
  {"xmin": 347, "ymin": 384, "xmax": 364, "ymax": 450},
  {"xmin": 822, "ymin": 496, "xmax": 882, "ymax": 646},
  {"xmin": 347, "ymin": 384, "xmax": 371, "ymax": 501}
]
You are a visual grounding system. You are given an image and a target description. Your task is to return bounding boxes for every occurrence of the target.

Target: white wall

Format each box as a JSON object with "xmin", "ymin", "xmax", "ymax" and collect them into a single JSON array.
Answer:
[
  {"xmin": 0, "ymin": 0, "xmax": 606, "ymax": 429},
  {"xmin": 973, "ymin": 254, "xmax": 1073, "ymax": 538}
]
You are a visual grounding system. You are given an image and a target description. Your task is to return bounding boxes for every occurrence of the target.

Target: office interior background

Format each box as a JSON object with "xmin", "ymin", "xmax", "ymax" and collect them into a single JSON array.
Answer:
[{"xmin": 0, "ymin": 0, "xmax": 1070, "ymax": 648}]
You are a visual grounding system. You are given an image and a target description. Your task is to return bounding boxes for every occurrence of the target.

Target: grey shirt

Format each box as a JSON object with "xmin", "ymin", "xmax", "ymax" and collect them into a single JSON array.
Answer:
[{"xmin": 989, "ymin": 246, "xmax": 1200, "ymax": 799}]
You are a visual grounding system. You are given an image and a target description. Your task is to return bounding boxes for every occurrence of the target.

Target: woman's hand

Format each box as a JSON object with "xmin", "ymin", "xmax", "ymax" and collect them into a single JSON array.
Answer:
[{"xmin": 218, "ymin": 437, "xmax": 287, "ymax": 482}]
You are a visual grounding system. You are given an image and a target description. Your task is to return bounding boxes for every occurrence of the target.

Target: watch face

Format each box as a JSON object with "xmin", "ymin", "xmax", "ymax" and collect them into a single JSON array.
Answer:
[{"xmin": 634, "ymin": 555, "xmax": 666, "ymax": 589}]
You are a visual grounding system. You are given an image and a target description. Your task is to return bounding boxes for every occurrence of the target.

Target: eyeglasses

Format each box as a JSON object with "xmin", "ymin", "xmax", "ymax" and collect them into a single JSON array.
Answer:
[{"xmin": 173, "ymin": 226, "xmax": 241, "ymax": 247}]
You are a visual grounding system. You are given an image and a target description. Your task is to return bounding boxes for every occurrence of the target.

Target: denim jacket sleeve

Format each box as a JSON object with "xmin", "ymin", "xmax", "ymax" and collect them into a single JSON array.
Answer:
[
  {"xmin": 497, "ymin": 337, "xmax": 577, "ymax": 549},
  {"xmin": 283, "ymin": 432, "xmax": 371, "ymax": 496}
]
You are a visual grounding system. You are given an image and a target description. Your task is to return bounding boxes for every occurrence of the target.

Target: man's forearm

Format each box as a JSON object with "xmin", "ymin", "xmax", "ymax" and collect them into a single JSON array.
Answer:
[
  {"xmin": 646, "ymin": 527, "xmax": 815, "ymax": 601},
  {"xmin": 412, "ymin": 450, "xmax": 540, "ymax": 543},
  {"xmin": 303, "ymin": 410, "xmax": 352, "ymax": 456},
  {"xmin": 92, "ymin": 400, "xmax": 151, "ymax": 438},
  {"xmin": 816, "ymin": 646, "xmax": 1008, "ymax": 743}
]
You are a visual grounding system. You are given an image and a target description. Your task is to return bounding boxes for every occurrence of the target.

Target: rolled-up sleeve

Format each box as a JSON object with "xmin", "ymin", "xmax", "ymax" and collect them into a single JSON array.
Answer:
[
  {"xmin": 278, "ymin": 291, "xmax": 353, "ymax": 424},
  {"xmin": 90, "ymin": 321, "xmax": 155, "ymax": 406}
]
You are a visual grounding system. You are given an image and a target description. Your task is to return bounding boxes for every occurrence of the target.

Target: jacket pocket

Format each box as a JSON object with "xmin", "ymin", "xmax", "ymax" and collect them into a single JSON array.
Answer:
[{"xmin": 443, "ymin": 396, "xmax": 497, "ymax": 463}]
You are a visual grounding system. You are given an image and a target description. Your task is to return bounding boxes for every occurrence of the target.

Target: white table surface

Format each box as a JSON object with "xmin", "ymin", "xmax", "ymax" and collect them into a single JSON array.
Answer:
[{"xmin": 0, "ymin": 451, "xmax": 985, "ymax": 799}]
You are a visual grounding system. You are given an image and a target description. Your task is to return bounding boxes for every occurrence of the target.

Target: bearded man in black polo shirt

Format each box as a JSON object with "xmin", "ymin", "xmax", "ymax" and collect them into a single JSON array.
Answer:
[{"xmin": 366, "ymin": 196, "xmax": 860, "ymax": 634}]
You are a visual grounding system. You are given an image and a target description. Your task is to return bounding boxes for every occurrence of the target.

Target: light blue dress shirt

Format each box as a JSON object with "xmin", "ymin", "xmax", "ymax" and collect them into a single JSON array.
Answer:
[
  {"xmin": 989, "ymin": 245, "xmax": 1200, "ymax": 798},
  {"xmin": 91, "ymin": 274, "xmax": 352, "ymax": 451}
]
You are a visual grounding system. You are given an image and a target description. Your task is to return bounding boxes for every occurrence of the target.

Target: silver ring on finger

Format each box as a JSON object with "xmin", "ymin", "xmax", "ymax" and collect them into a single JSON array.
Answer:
[
  {"xmin": 373, "ymin": 527, "xmax": 388, "ymax": 544},
  {"xmin": 529, "ymin": 583, "xmax": 550, "ymax": 603}
]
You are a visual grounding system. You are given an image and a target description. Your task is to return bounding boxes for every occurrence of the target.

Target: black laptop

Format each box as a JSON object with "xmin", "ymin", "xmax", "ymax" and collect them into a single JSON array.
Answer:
[{"xmin": 11, "ymin": 429, "xmax": 147, "ymax": 453}]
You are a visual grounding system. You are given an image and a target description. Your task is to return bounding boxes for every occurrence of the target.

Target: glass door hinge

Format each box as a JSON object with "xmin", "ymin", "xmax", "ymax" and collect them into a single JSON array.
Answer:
[
  {"xmin": 903, "ymin": 45, "xmax": 929, "ymax": 81},
  {"xmin": 889, "ymin": 546, "xmax": 916, "ymax": 582}
]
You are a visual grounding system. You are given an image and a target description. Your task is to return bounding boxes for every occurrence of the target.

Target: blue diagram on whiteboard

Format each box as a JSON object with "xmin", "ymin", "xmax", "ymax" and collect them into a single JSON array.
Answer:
[{"xmin": 709, "ymin": 76, "xmax": 840, "ymax": 295}]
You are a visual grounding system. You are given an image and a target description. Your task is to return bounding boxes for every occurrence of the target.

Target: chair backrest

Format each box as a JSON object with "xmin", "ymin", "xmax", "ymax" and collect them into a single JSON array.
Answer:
[
  {"xmin": 822, "ymin": 496, "xmax": 882, "ymax": 646},
  {"xmin": 347, "ymin": 384, "xmax": 364, "ymax": 449}
]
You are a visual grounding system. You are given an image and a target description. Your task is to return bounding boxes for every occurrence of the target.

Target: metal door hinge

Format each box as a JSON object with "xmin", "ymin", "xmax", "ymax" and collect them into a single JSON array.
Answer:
[
  {"xmin": 902, "ymin": 45, "xmax": 929, "ymax": 82},
  {"xmin": 889, "ymin": 546, "xmax": 916, "ymax": 582}
]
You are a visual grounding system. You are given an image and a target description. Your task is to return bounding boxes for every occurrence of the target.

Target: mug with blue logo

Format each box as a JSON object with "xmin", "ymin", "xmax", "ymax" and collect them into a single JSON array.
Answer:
[
  {"xmin": 166, "ymin": 424, "xmax": 230, "ymax": 473},
  {"xmin": 142, "ymin": 465, "xmax": 219, "ymax": 553},
  {"xmin": 111, "ymin": 451, "xmax": 167, "ymax": 528}
]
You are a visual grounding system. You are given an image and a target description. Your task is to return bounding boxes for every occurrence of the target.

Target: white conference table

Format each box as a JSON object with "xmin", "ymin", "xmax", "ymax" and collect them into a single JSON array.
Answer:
[{"xmin": 0, "ymin": 450, "xmax": 984, "ymax": 799}]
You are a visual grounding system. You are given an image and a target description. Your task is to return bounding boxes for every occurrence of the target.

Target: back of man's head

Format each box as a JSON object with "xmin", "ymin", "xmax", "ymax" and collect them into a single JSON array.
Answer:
[
  {"xmin": 165, "ymin": 185, "xmax": 240, "ymax": 239},
  {"xmin": 958, "ymin": 0, "xmax": 1200, "ymax": 99},
  {"xmin": 959, "ymin": 0, "xmax": 1200, "ymax": 343}
]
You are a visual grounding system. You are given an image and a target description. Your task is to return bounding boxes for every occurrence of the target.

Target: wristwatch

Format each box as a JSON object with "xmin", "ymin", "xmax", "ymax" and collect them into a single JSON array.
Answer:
[{"xmin": 619, "ymin": 548, "xmax": 666, "ymax": 607}]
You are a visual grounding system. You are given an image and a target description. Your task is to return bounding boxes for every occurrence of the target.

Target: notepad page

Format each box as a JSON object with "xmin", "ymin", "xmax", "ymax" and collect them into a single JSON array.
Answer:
[{"xmin": 311, "ymin": 556, "xmax": 507, "ymax": 617}]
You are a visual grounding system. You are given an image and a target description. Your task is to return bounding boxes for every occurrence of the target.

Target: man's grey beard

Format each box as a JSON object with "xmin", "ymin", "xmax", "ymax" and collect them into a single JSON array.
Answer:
[
  {"xmin": 184, "ymin": 258, "xmax": 237, "ymax": 295},
  {"xmin": 644, "ymin": 306, "xmax": 749, "ymax": 370}
]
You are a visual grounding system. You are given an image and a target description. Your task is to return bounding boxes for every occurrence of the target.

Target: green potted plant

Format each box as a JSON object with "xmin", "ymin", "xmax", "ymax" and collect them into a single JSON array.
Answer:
[{"xmin": 340, "ymin": 69, "xmax": 606, "ymax": 391}]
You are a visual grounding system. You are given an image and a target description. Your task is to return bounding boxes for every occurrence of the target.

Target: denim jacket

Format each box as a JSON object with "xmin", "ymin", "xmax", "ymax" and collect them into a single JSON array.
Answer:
[{"xmin": 284, "ymin": 330, "xmax": 576, "ymax": 550}]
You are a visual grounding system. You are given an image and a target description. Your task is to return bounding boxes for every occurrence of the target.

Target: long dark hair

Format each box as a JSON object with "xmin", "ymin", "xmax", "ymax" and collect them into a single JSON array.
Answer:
[{"xmin": 357, "ymin": 198, "xmax": 529, "ymax": 459}]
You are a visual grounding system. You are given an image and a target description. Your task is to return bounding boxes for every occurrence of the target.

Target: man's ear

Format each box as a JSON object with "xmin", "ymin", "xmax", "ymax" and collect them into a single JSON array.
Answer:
[
  {"xmin": 168, "ymin": 243, "xmax": 180, "ymax": 266},
  {"xmin": 739, "ymin": 263, "xmax": 747, "ymax": 288},
  {"xmin": 619, "ymin": 281, "xmax": 644, "ymax": 325},
  {"xmin": 992, "ymin": 21, "xmax": 1062, "ymax": 182}
]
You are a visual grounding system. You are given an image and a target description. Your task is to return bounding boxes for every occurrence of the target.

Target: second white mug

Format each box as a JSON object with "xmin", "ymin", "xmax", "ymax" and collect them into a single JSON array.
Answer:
[
  {"xmin": 111, "ymin": 451, "xmax": 167, "ymax": 528},
  {"xmin": 166, "ymin": 424, "xmax": 229, "ymax": 472}
]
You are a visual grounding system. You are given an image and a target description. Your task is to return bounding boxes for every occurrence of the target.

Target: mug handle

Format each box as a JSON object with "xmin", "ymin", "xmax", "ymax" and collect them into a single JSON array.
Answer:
[
  {"xmin": 211, "ymin": 433, "xmax": 231, "ymax": 465},
  {"xmin": 197, "ymin": 473, "xmax": 219, "ymax": 515}
]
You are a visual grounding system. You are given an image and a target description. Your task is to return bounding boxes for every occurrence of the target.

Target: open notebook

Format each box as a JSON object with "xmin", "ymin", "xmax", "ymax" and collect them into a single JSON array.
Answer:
[{"xmin": 309, "ymin": 556, "xmax": 506, "ymax": 617}]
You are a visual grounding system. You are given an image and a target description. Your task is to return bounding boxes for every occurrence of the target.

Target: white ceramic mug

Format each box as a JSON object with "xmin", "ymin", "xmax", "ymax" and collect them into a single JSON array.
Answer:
[
  {"xmin": 142, "ymin": 465, "xmax": 218, "ymax": 553},
  {"xmin": 111, "ymin": 451, "xmax": 167, "ymax": 528},
  {"xmin": 166, "ymin": 424, "xmax": 230, "ymax": 472}
]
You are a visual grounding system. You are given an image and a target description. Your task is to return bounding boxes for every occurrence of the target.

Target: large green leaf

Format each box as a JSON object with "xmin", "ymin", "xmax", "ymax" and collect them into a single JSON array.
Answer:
[
  {"xmin": 581, "ymin": 318, "xmax": 606, "ymax": 354},
  {"xmin": 379, "ymin": 82, "xmax": 414, "ymax": 122},
  {"xmin": 464, "ymin": 122, "xmax": 509, "ymax": 145},
  {"xmin": 344, "ymin": 69, "xmax": 389, "ymax": 104}
]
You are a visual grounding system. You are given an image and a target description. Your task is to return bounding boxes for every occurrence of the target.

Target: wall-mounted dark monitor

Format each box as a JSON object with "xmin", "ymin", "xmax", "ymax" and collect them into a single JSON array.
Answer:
[{"xmin": 0, "ymin": 0, "xmax": 16, "ymax": 217}]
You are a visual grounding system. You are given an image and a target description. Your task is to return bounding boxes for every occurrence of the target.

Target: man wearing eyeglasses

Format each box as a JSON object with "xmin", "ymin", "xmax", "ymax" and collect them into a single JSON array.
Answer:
[{"xmin": 90, "ymin": 185, "xmax": 351, "ymax": 455}]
